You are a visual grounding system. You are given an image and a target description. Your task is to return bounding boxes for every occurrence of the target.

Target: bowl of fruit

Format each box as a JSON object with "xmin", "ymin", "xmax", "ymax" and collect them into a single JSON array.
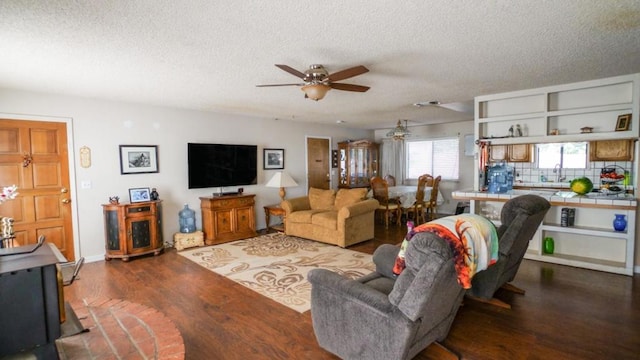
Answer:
[{"xmin": 600, "ymin": 166, "xmax": 626, "ymax": 184}]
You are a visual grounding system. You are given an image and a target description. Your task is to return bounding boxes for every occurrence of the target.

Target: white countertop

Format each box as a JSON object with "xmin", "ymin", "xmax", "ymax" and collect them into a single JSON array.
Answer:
[{"xmin": 452, "ymin": 189, "xmax": 637, "ymax": 208}]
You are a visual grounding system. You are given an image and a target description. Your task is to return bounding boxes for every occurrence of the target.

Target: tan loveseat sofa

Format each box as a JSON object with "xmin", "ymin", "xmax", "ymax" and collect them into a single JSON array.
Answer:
[{"xmin": 281, "ymin": 187, "xmax": 379, "ymax": 248}]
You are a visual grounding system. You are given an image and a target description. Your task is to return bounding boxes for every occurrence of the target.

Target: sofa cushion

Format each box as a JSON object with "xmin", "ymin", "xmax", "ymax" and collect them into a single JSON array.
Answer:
[
  {"xmin": 288, "ymin": 209, "xmax": 327, "ymax": 223},
  {"xmin": 334, "ymin": 188, "xmax": 367, "ymax": 210},
  {"xmin": 311, "ymin": 211, "xmax": 338, "ymax": 229},
  {"xmin": 309, "ymin": 188, "xmax": 336, "ymax": 210}
]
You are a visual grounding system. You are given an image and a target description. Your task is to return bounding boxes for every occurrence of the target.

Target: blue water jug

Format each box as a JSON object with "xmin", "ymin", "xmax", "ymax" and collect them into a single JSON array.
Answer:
[
  {"xmin": 487, "ymin": 161, "xmax": 514, "ymax": 194},
  {"xmin": 179, "ymin": 204, "xmax": 196, "ymax": 233}
]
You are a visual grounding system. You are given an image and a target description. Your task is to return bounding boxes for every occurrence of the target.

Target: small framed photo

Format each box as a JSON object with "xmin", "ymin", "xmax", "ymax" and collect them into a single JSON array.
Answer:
[
  {"xmin": 119, "ymin": 145, "xmax": 159, "ymax": 174},
  {"xmin": 263, "ymin": 148, "xmax": 284, "ymax": 169},
  {"xmin": 331, "ymin": 150, "xmax": 339, "ymax": 168},
  {"xmin": 129, "ymin": 187, "xmax": 151, "ymax": 203},
  {"xmin": 615, "ymin": 114, "xmax": 631, "ymax": 131}
]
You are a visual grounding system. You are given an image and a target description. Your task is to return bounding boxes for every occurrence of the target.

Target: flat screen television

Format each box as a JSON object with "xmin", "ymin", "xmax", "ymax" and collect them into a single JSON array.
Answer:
[{"xmin": 188, "ymin": 143, "xmax": 258, "ymax": 189}]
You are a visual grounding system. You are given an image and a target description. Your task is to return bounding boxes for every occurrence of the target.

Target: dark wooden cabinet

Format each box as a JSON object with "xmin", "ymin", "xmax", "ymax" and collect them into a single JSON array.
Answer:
[
  {"xmin": 338, "ymin": 140, "xmax": 379, "ymax": 188},
  {"xmin": 102, "ymin": 201, "xmax": 163, "ymax": 261},
  {"xmin": 200, "ymin": 194, "xmax": 257, "ymax": 245}
]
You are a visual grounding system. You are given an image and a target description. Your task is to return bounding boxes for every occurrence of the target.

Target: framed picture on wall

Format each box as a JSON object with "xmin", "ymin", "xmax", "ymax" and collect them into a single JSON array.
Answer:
[
  {"xmin": 263, "ymin": 148, "xmax": 284, "ymax": 169},
  {"xmin": 119, "ymin": 145, "xmax": 159, "ymax": 174},
  {"xmin": 615, "ymin": 114, "xmax": 631, "ymax": 131}
]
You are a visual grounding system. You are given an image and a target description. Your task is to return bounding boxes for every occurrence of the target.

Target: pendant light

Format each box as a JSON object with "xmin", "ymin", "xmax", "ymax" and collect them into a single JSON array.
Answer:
[{"xmin": 386, "ymin": 120, "xmax": 411, "ymax": 140}]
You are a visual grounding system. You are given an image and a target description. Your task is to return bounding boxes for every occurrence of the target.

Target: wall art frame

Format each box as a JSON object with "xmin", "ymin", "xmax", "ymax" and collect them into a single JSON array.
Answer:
[
  {"xmin": 615, "ymin": 113, "xmax": 631, "ymax": 131},
  {"xmin": 263, "ymin": 148, "xmax": 284, "ymax": 169},
  {"xmin": 129, "ymin": 187, "xmax": 151, "ymax": 203},
  {"xmin": 119, "ymin": 145, "xmax": 159, "ymax": 174}
]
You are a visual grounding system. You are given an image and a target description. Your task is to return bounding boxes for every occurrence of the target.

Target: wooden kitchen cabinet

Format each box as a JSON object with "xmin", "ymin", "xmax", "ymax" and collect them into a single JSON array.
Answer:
[
  {"xmin": 490, "ymin": 144, "xmax": 532, "ymax": 162},
  {"xmin": 102, "ymin": 201, "xmax": 164, "ymax": 261},
  {"xmin": 489, "ymin": 145, "xmax": 507, "ymax": 161},
  {"xmin": 509, "ymin": 144, "xmax": 532, "ymax": 162},
  {"xmin": 200, "ymin": 194, "xmax": 256, "ymax": 245},
  {"xmin": 589, "ymin": 140, "xmax": 634, "ymax": 161}
]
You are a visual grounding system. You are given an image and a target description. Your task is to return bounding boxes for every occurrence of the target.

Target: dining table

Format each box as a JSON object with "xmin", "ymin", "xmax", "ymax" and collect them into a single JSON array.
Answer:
[{"xmin": 368, "ymin": 185, "xmax": 444, "ymax": 208}]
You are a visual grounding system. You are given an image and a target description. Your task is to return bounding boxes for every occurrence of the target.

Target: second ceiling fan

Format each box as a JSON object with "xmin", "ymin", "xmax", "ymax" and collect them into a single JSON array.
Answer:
[{"xmin": 256, "ymin": 64, "xmax": 370, "ymax": 101}]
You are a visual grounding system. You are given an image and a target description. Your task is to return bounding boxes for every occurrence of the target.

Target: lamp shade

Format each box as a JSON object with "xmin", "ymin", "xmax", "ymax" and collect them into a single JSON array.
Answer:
[
  {"xmin": 301, "ymin": 84, "xmax": 331, "ymax": 101},
  {"xmin": 266, "ymin": 171, "xmax": 298, "ymax": 201},
  {"xmin": 266, "ymin": 171, "xmax": 298, "ymax": 188}
]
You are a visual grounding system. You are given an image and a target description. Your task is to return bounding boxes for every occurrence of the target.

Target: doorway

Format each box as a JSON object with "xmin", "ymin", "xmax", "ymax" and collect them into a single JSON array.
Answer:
[
  {"xmin": 0, "ymin": 118, "xmax": 75, "ymax": 260},
  {"xmin": 306, "ymin": 137, "xmax": 331, "ymax": 190}
]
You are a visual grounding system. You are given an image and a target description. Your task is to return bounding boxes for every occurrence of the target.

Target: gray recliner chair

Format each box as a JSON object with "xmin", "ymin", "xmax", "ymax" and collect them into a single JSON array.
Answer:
[
  {"xmin": 307, "ymin": 231, "xmax": 464, "ymax": 360},
  {"xmin": 466, "ymin": 194, "xmax": 550, "ymax": 308}
]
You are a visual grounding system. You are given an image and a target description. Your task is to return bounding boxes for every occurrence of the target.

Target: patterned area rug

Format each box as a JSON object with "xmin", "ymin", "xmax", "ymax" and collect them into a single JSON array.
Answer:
[{"xmin": 178, "ymin": 233, "xmax": 375, "ymax": 313}]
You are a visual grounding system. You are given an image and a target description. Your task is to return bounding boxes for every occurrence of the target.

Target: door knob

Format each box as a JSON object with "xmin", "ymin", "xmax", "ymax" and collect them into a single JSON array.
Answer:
[
  {"xmin": 61, "ymin": 188, "xmax": 68, "ymax": 193},
  {"xmin": 61, "ymin": 198, "xmax": 71, "ymax": 204}
]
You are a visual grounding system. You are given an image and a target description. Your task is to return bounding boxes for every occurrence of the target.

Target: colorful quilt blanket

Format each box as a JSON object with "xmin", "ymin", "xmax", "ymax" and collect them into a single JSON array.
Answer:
[{"xmin": 394, "ymin": 214, "xmax": 498, "ymax": 288}]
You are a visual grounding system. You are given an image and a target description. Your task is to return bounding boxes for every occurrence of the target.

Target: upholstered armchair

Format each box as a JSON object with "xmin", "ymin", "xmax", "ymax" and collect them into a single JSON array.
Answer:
[
  {"xmin": 307, "ymin": 231, "xmax": 464, "ymax": 360},
  {"xmin": 466, "ymin": 194, "xmax": 550, "ymax": 308}
]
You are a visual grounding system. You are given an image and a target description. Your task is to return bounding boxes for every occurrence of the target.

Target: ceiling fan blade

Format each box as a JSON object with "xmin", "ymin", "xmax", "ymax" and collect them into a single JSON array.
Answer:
[
  {"xmin": 256, "ymin": 83, "xmax": 304, "ymax": 87},
  {"xmin": 329, "ymin": 83, "xmax": 370, "ymax": 92},
  {"xmin": 327, "ymin": 65, "xmax": 369, "ymax": 82},
  {"xmin": 275, "ymin": 64, "xmax": 306, "ymax": 79}
]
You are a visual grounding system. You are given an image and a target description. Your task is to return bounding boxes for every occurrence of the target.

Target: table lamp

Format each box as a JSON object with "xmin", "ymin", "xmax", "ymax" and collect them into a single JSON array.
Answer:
[{"xmin": 266, "ymin": 171, "xmax": 298, "ymax": 202}]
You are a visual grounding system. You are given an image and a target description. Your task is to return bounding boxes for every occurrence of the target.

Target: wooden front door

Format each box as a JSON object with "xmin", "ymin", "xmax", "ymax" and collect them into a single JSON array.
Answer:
[
  {"xmin": 306, "ymin": 137, "xmax": 330, "ymax": 190},
  {"xmin": 0, "ymin": 119, "xmax": 75, "ymax": 260}
]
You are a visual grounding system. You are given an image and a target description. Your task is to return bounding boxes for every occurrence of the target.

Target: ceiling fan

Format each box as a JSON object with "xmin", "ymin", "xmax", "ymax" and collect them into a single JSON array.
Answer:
[{"xmin": 256, "ymin": 64, "xmax": 370, "ymax": 101}]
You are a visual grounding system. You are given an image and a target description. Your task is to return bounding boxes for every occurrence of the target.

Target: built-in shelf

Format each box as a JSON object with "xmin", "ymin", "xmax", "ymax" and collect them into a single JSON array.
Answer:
[
  {"xmin": 481, "ymin": 131, "xmax": 638, "ymax": 145},
  {"xmin": 540, "ymin": 224, "xmax": 628, "ymax": 239},
  {"xmin": 525, "ymin": 250, "xmax": 630, "ymax": 275}
]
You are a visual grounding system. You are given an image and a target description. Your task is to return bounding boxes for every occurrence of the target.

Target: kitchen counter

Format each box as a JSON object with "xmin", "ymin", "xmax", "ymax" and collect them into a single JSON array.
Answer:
[
  {"xmin": 452, "ymin": 188, "xmax": 636, "ymax": 275},
  {"xmin": 452, "ymin": 189, "xmax": 637, "ymax": 209}
]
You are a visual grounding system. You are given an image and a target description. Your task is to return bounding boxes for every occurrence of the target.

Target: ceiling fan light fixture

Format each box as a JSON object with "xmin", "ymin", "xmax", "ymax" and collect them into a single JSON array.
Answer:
[
  {"xmin": 386, "ymin": 120, "xmax": 411, "ymax": 140},
  {"xmin": 301, "ymin": 84, "xmax": 331, "ymax": 101}
]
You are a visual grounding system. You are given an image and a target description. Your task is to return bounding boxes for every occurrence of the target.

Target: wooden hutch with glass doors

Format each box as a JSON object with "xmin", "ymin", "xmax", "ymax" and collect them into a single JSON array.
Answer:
[{"xmin": 338, "ymin": 140, "xmax": 379, "ymax": 188}]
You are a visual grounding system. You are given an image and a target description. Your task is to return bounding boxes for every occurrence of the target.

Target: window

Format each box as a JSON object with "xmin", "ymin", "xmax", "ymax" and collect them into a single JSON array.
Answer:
[
  {"xmin": 536, "ymin": 142, "xmax": 587, "ymax": 169},
  {"xmin": 406, "ymin": 138, "xmax": 459, "ymax": 180}
]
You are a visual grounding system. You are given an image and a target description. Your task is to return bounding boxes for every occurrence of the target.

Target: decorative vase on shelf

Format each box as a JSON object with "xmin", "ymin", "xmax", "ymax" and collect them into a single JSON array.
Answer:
[
  {"xmin": 543, "ymin": 237, "xmax": 554, "ymax": 254},
  {"xmin": 179, "ymin": 204, "xmax": 196, "ymax": 233},
  {"xmin": 613, "ymin": 214, "xmax": 627, "ymax": 232}
]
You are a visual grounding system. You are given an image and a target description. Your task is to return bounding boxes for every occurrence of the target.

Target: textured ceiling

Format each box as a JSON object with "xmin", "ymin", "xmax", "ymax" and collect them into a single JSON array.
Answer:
[{"xmin": 1, "ymin": 1, "xmax": 640, "ymax": 130}]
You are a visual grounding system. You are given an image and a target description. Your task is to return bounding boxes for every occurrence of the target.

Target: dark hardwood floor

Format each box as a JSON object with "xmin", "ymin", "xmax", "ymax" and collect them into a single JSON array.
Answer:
[{"xmin": 64, "ymin": 224, "xmax": 640, "ymax": 360}]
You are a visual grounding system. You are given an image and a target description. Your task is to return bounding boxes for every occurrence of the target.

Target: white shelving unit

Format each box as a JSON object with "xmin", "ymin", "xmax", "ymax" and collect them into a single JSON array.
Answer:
[
  {"xmin": 467, "ymin": 73, "xmax": 640, "ymax": 275},
  {"xmin": 527, "ymin": 205, "xmax": 636, "ymax": 275},
  {"xmin": 474, "ymin": 74, "xmax": 640, "ymax": 146}
]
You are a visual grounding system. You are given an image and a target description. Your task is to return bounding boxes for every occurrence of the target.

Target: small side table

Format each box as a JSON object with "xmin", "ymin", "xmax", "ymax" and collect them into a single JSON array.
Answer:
[{"xmin": 264, "ymin": 204, "xmax": 286, "ymax": 233}]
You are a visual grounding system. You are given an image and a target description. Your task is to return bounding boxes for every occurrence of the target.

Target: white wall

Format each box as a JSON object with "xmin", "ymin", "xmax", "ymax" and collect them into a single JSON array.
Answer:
[
  {"xmin": 374, "ymin": 120, "xmax": 476, "ymax": 215},
  {"xmin": 0, "ymin": 88, "xmax": 372, "ymax": 261}
]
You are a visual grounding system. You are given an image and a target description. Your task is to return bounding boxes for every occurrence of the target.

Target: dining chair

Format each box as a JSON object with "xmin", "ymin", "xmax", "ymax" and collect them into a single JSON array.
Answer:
[
  {"xmin": 424, "ymin": 175, "xmax": 442, "ymax": 221},
  {"xmin": 370, "ymin": 176, "xmax": 401, "ymax": 228},
  {"xmin": 384, "ymin": 174, "xmax": 396, "ymax": 187},
  {"xmin": 403, "ymin": 174, "xmax": 431, "ymax": 225}
]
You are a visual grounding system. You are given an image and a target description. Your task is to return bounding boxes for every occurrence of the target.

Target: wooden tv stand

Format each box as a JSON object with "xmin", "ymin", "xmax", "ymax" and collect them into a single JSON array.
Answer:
[{"xmin": 200, "ymin": 194, "xmax": 257, "ymax": 245}]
